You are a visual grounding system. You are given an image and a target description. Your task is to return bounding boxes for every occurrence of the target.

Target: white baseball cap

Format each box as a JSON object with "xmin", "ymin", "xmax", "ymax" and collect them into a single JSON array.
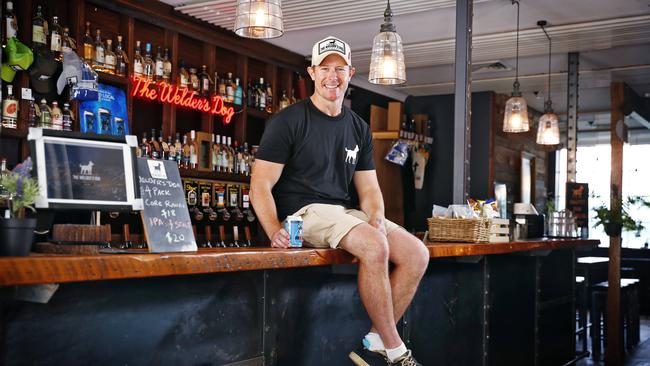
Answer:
[{"xmin": 311, "ymin": 36, "xmax": 352, "ymax": 66}]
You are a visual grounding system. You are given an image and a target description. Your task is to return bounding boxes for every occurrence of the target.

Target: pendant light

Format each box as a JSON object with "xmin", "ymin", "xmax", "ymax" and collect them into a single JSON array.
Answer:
[
  {"xmin": 503, "ymin": 0, "xmax": 529, "ymax": 133},
  {"xmin": 368, "ymin": 0, "xmax": 406, "ymax": 85},
  {"xmin": 234, "ymin": 0, "xmax": 284, "ymax": 39},
  {"xmin": 536, "ymin": 20, "xmax": 560, "ymax": 145}
]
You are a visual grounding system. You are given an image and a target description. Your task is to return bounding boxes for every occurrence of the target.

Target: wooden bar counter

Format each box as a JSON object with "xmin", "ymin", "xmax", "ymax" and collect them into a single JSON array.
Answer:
[
  {"xmin": 0, "ymin": 238, "xmax": 597, "ymax": 286},
  {"xmin": 0, "ymin": 238, "xmax": 598, "ymax": 366}
]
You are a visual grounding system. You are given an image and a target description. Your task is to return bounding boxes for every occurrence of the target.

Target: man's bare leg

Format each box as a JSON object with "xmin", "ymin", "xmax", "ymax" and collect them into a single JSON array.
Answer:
[
  {"xmin": 370, "ymin": 228, "xmax": 429, "ymax": 334},
  {"xmin": 339, "ymin": 223, "xmax": 403, "ymax": 348}
]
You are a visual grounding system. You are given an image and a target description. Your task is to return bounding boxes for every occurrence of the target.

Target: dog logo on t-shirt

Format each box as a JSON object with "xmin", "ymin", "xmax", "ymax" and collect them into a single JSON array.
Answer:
[{"xmin": 345, "ymin": 145, "xmax": 359, "ymax": 164}]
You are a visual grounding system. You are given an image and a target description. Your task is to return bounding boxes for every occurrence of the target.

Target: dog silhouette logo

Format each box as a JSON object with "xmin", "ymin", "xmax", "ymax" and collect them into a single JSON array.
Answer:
[
  {"xmin": 79, "ymin": 161, "xmax": 94, "ymax": 175},
  {"xmin": 345, "ymin": 145, "xmax": 359, "ymax": 164}
]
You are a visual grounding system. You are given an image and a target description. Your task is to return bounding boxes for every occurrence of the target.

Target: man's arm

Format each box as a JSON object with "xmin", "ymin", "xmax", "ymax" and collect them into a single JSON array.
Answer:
[
  {"xmin": 353, "ymin": 170, "xmax": 387, "ymax": 235},
  {"xmin": 250, "ymin": 159, "xmax": 291, "ymax": 248}
]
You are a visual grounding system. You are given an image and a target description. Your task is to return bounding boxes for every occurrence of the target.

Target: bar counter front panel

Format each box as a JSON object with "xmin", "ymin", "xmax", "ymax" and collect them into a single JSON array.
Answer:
[{"xmin": 0, "ymin": 239, "xmax": 597, "ymax": 366}]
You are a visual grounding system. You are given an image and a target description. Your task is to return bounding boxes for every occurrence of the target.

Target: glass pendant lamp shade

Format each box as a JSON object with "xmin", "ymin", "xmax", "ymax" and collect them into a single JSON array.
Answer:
[
  {"xmin": 368, "ymin": 0, "xmax": 406, "ymax": 85},
  {"xmin": 536, "ymin": 111, "xmax": 560, "ymax": 145},
  {"xmin": 234, "ymin": 0, "xmax": 284, "ymax": 39},
  {"xmin": 368, "ymin": 32, "xmax": 406, "ymax": 85},
  {"xmin": 503, "ymin": 94, "xmax": 530, "ymax": 132}
]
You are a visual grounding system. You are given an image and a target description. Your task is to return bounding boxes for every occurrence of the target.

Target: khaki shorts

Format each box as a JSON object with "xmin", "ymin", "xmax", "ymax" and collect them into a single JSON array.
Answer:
[{"xmin": 290, "ymin": 203, "xmax": 401, "ymax": 248}]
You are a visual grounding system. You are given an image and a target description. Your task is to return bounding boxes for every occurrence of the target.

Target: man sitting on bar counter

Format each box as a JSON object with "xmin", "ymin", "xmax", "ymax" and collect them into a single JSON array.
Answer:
[{"xmin": 250, "ymin": 36, "xmax": 429, "ymax": 366}]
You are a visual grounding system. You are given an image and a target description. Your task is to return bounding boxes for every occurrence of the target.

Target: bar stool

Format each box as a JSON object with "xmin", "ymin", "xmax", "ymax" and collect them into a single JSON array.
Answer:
[
  {"xmin": 590, "ymin": 278, "xmax": 641, "ymax": 360},
  {"xmin": 575, "ymin": 276, "xmax": 589, "ymax": 356}
]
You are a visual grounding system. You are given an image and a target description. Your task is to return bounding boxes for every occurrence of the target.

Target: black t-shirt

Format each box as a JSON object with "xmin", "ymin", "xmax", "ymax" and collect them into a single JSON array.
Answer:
[{"xmin": 256, "ymin": 98, "xmax": 375, "ymax": 220}]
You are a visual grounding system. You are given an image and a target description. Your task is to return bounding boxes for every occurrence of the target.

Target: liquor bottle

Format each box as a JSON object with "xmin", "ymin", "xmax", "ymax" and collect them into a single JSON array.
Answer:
[
  {"xmin": 189, "ymin": 67, "xmax": 199, "ymax": 92},
  {"xmin": 115, "ymin": 35, "xmax": 127, "ymax": 77},
  {"xmin": 226, "ymin": 137, "xmax": 234, "ymax": 173},
  {"xmin": 189, "ymin": 130, "xmax": 198, "ymax": 170},
  {"xmin": 62, "ymin": 103, "xmax": 73, "ymax": 131},
  {"xmin": 279, "ymin": 90, "xmax": 289, "ymax": 110},
  {"xmin": 213, "ymin": 72, "xmax": 220, "ymax": 96},
  {"xmin": 82, "ymin": 22, "xmax": 94, "ymax": 65},
  {"xmin": 163, "ymin": 135, "xmax": 172, "ymax": 161},
  {"xmin": 265, "ymin": 81, "xmax": 273, "ymax": 113},
  {"xmin": 5, "ymin": 1, "xmax": 17, "ymax": 42},
  {"xmin": 218, "ymin": 76, "xmax": 227, "ymax": 99},
  {"xmin": 32, "ymin": 5, "xmax": 46, "ymax": 47},
  {"xmin": 150, "ymin": 129, "xmax": 160, "ymax": 159},
  {"xmin": 104, "ymin": 39, "xmax": 116, "ymax": 74},
  {"xmin": 232, "ymin": 141, "xmax": 240, "ymax": 174},
  {"xmin": 247, "ymin": 80, "xmax": 255, "ymax": 107},
  {"xmin": 133, "ymin": 40, "xmax": 144, "ymax": 78},
  {"xmin": 50, "ymin": 16, "xmax": 63, "ymax": 61},
  {"xmin": 181, "ymin": 134, "xmax": 191, "ymax": 169},
  {"xmin": 27, "ymin": 100, "xmax": 37, "ymax": 128},
  {"xmin": 61, "ymin": 27, "xmax": 73, "ymax": 54},
  {"xmin": 39, "ymin": 99, "xmax": 52, "ymax": 129},
  {"xmin": 257, "ymin": 78, "xmax": 266, "ymax": 111},
  {"xmin": 211, "ymin": 134, "xmax": 220, "ymax": 172},
  {"xmin": 158, "ymin": 131, "xmax": 166, "ymax": 160},
  {"xmin": 174, "ymin": 132, "xmax": 183, "ymax": 165},
  {"xmin": 225, "ymin": 73, "xmax": 235, "ymax": 103},
  {"xmin": 154, "ymin": 46, "xmax": 164, "ymax": 81},
  {"xmin": 94, "ymin": 29, "xmax": 105, "ymax": 71},
  {"xmin": 143, "ymin": 43, "xmax": 154, "ymax": 80},
  {"xmin": 51, "ymin": 101, "xmax": 63, "ymax": 130},
  {"xmin": 199, "ymin": 65, "xmax": 210, "ymax": 97},
  {"xmin": 290, "ymin": 89, "xmax": 297, "ymax": 104},
  {"xmin": 139, "ymin": 132, "xmax": 151, "ymax": 158},
  {"xmin": 162, "ymin": 48, "xmax": 172, "ymax": 82},
  {"xmin": 178, "ymin": 60, "xmax": 189, "ymax": 88},
  {"xmin": 220, "ymin": 136, "xmax": 229, "ymax": 173},
  {"xmin": 1, "ymin": 85, "xmax": 18, "ymax": 129},
  {"xmin": 241, "ymin": 142, "xmax": 250, "ymax": 176},
  {"xmin": 234, "ymin": 78, "xmax": 243, "ymax": 106}
]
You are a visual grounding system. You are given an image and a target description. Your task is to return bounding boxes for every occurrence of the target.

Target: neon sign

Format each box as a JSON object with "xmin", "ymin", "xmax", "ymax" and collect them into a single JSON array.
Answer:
[{"xmin": 130, "ymin": 76, "xmax": 235, "ymax": 124}]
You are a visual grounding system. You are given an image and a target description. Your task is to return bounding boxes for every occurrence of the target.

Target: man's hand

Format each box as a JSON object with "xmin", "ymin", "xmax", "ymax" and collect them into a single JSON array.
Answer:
[
  {"xmin": 368, "ymin": 215, "xmax": 387, "ymax": 236},
  {"xmin": 271, "ymin": 228, "xmax": 291, "ymax": 248}
]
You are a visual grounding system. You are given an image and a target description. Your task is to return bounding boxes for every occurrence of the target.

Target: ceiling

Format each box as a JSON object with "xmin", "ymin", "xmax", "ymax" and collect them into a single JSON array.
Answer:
[{"xmin": 162, "ymin": 0, "xmax": 650, "ymax": 126}]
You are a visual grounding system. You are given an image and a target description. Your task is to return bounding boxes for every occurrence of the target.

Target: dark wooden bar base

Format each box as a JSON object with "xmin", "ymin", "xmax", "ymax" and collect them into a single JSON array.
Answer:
[{"xmin": 0, "ymin": 239, "xmax": 597, "ymax": 365}]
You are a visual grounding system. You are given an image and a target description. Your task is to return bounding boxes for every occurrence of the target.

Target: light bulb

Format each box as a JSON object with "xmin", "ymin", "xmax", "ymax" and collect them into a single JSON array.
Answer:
[
  {"xmin": 254, "ymin": 7, "xmax": 266, "ymax": 27},
  {"xmin": 509, "ymin": 113, "xmax": 522, "ymax": 130},
  {"xmin": 381, "ymin": 56, "xmax": 397, "ymax": 78}
]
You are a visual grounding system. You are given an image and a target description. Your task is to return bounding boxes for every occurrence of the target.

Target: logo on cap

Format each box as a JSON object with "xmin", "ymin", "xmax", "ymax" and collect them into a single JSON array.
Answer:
[{"xmin": 318, "ymin": 38, "xmax": 346, "ymax": 56}]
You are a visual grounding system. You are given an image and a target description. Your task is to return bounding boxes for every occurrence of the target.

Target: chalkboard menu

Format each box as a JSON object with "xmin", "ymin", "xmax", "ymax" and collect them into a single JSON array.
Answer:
[
  {"xmin": 566, "ymin": 182, "xmax": 589, "ymax": 228},
  {"xmin": 137, "ymin": 158, "xmax": 197, "ymax": 253}
]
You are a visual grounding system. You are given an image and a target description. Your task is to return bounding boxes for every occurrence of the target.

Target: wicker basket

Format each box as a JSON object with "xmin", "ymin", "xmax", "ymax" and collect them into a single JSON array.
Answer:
[{"xmin": 427, "ymin": 217, "xmax": 491, "ymax": 243}]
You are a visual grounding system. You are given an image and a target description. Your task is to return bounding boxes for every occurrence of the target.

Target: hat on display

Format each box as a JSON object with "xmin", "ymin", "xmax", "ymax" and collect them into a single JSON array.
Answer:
[
  {"xmin": 57, "ymin": 48, "xmax": 84, "ymax": 94},
  {"xmin": 1, "ymin": 37, "xmax": 34, "ymax": 82},
  {"xmin": 311, "ymin": 36, "xmax": 352, "ymax": 66},
  {"xmin": 29, "ymin": 45, "xmax": 61, "ymax": 95}
]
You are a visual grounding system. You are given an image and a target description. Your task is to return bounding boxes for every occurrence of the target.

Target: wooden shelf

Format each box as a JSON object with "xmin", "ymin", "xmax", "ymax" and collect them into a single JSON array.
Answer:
[
  {"xmin": 0, "ymin": 128, "xmax": 28, "ymax": 139},
  {"xmin": 372, "ymin": 131, "xmax": 399, "ymax": 140},
  {"xmin": 96, "ymin": 71, "xmax": 130, "ymax": 86},
  {"xmin": 179, "ymin": 168, "xmax": 251, "ymax": 183},
  {"xmin": 0, "ymin": 239, "xmax": 599, "ymax": 286}
]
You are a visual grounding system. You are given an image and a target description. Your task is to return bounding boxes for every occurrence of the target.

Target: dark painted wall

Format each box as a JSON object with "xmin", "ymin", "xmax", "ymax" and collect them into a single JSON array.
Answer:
[
  {"xmin": 349, "ymin": 86, "xmax": 395, "ymax": 122},
  {"xmin": 404, "ymin": 92, "xmax": 492, "ymax": 231}
]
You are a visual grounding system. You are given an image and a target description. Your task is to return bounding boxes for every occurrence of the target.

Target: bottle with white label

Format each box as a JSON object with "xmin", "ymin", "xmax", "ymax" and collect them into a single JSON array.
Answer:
[
  {"xmin": 5, "ymin": 1, "xmax": 17, "ymax": 42},
  {"xmin": 133, "ymin": 40, "xmax": 144, "ymax": 77},
  {"xmin": 104, "ymin": 39, "xmax": 116, "ymax": 74},
  {"xmin": 50, "ymin": 16, "xmax": 62, "ymax": 61},
  {"xmin": 1, "ymin": 85, "xmax": 18, "ymax": 129},
  {"xmin": 94, "ymin": 29, "xmax": 105, "ymax": 71},
  {"xmin": 51, "ymin": 101, "xmax": 63, "ymax": 131},
  {"xmin": 32, "ymin": 5, "xmax": 46, "ymax": 46},
  {"xmin": 154, "ymin": 46, "xmax": 164, "ymax": 81}
]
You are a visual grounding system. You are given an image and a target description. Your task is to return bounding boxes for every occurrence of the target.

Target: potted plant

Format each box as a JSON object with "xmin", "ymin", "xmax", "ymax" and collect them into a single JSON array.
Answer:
[
  {"xmin": 592, "ymin": 195, "xmax": 650, "ymax": 237},
  {"xmin": 0, "ymin": 157, "xmax": 40, "ymax": 256}
]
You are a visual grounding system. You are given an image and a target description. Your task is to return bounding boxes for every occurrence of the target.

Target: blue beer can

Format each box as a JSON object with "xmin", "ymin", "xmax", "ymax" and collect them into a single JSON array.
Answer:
[{"xmin": 284, "ymin": 215, "xmax": 303, "ymax": 248}]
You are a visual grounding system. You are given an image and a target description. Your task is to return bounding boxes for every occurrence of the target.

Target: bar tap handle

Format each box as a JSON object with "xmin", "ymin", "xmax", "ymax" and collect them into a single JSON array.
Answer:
[
  {"xmin": 218, "ymin": 207, "xmax": 231, "ymax": 222},
  {"xmin": 244, "ymin": 225, "xmax": 252, "ymax": 247},
  {"xmin": 231, "ymin": 225, "xmax": 241, "ymax": 247},
  {"xmin": 231, "ymin": 206, "xmax": 244, "ymax": 221},
  {"xmin": 205, "ymin": 207, "xmax": 218, "ymax": 221},
  {"xmin": 190, "ymin": 207, "xmax": 204, "ymax": 221},
  {"xmin": 218, "ymin": 225, "xmax": 227, "ymax": 248},
  {"xmin": 204, "ymin": 225, "xmax": 213, "ymax": 248},
  {"xmin": 243, "ymin": 208, "xmax": 256, "ymax": 222}
]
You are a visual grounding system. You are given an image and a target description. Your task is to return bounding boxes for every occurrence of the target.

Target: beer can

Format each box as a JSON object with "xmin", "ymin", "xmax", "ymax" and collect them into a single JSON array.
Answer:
[{"xmin": 284, "ymin": 215, "xmax": 303, "ymax": 248}]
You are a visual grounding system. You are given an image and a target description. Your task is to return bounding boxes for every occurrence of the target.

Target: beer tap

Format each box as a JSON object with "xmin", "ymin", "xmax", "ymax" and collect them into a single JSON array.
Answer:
[
  {"xmin": 218, "ymin": 225, "xmax": 227, "ymax": 248},
  {"xmin": 205, "ymin": 207, "xmax": 218, "ymax": 221},
  {"xmin": 230, "ymin": 205, "xmax": 244, "ymax": 221},
  {"xmin": 244, "ymin": 226, "xmax": 252, "ymax": 247},
  {"xmin": 203, "ymin": 226, "xmax": 213, "ymax": 248},
  {"xmin": 190, "ymin": 207, "xmax": 204, "ymax": 221},
  {"xmin": 231, "ymin": 226, "xmax": 241, "ymax": 247},
  {"xmin": 242, "ymin": 208, "xmax": 256, "ymax": 222}
]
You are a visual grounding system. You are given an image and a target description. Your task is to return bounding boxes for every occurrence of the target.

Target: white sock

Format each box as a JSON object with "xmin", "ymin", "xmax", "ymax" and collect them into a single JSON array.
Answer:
[
  {"xmin": 363, "ymin": 332, "xmax": 385, "ymax": 351},
  {"xmin": 386, "ymin": 343, "xmax": 408, "ymax": 362}
]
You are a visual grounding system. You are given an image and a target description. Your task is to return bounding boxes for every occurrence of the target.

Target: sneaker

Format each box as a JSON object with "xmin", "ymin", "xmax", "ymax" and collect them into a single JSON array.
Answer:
[
  {"xmin": 387, "ymin": 350, "xmax": 421, "ymax": 366},
  {"xmin": 349, "ymin": 345, "xmax": 388, "ymax": 366}
]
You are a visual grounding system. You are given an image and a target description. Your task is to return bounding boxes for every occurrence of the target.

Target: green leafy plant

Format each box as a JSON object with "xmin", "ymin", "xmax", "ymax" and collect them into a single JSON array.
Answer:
[
  {"xmin": 0, "ymin": 158, "xmax": 39, "ymax": 219},
  {"xmin": 592, "ymin": 195, "xmax": 650, "ymax": 235}
]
